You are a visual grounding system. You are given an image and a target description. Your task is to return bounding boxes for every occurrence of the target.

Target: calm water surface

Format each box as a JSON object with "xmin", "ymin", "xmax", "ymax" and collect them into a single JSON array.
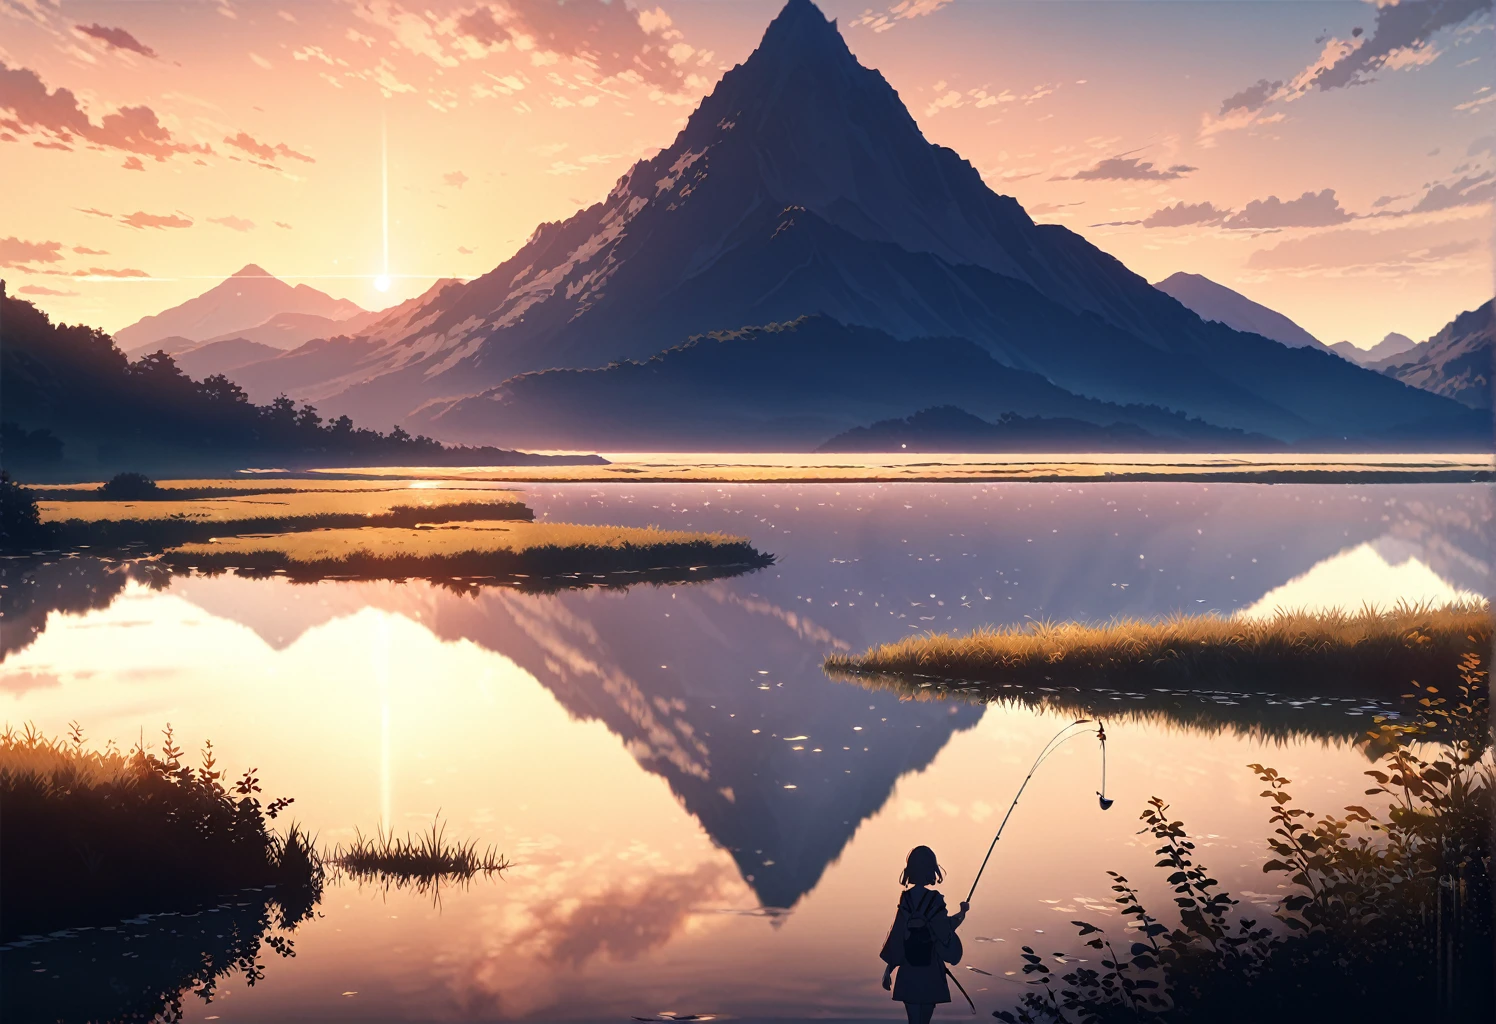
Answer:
[{"xmin": 2, "ymin": 482, "xmax": 1488, "ymax": 1022}]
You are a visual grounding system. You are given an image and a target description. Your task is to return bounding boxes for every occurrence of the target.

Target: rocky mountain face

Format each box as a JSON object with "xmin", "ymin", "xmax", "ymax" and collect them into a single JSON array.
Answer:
[
  {"xmin": 114, "ymin": 265, "xmax": 365, "ymax": 354},
  {"xmin": 300, "ymin": 0, "xmax": 1468, "ymax": 445},
  {"xmin": 124, "ymin": 0, "xmax": 1481, "ymax": 449},
  {"xmin": 1153, "ymin": 272, "xmax": 1325, "ymax": 351},
  {"xmin": 1380, "ymin": 300, "xmax": 1493, "ymax": 410},
  {"xmin": 420, "ymin": 316, "xmax": 1277, "ymax": 450}
]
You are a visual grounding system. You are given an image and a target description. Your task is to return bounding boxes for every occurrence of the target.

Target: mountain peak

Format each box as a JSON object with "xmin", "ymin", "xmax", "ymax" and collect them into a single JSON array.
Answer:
[
  {"xmin": 232, "ymin": 264, "xmax": 274, "ymax": 279},
  {"xmin": 761, "ymin": 0, "xmax": 844, "ymax": 49}
]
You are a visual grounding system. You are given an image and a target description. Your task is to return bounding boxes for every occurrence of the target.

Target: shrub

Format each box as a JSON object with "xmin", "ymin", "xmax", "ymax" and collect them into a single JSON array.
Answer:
[
  {"xmin": 97, "ymin": 471, "xmax": 165, "ymax": 500},
  {"xmin": 997, "ymin": 653, "xmax": 1492, "ymax": 1021},
  {"xmin": 0, "ymin": 722, "xmax": 323, "ymax": 940},
  {"xmin": 0, "ymin": 471, "xmax": 56, "ymax": 551}
]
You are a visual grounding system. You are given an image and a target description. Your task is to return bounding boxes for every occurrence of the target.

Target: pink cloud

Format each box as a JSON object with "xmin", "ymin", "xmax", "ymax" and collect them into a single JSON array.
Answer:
[
  {"xmin": 120, "ymin": 211, "xmax": 193, "ymax": 229},
  {"xmin": 0, "ymin": 62, "xmax": 209, "ymax": 159},
  {"xmin": 0, "ymin": 236, "xmax": 64, "ymax": 267},
  {"xmin": 75, "ymin": 23, "xmax": 159, "ymax": 59}
]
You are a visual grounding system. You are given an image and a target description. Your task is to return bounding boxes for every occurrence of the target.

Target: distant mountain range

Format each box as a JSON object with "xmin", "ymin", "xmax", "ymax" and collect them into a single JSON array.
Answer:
[
  {"xmin": 1153, "ymin": 272, "xmax": 1326, "ymax": 352},
  {"xmin": 106, "ymin": 0, "xmax": 1488, "ymax": 453},
  {"xmin": 421, "ymin": 316, "xmax": 1278, "ymax": 450},
  {"xmin": 1379, "ymin": 300, "xmax": 1492, "ymax": 410},
  {"xmin": 114, "ymin": 265, "xmax": 367, "ymax": 354},
  {"xmin": 1330, "ymin": 332, "xmax": 1418, "ymax": 367}
]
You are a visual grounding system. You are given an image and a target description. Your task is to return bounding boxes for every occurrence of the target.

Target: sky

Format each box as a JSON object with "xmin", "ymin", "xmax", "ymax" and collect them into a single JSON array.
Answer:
[{"xmin": 1, "ymin": 0, "xmax": 1492, "ymax": 346}]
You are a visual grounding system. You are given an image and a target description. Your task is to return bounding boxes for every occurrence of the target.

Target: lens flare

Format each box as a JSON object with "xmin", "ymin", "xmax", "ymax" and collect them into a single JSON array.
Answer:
[{"xmin": 374, "ymin": 274, "xmax": 391, "ymax": 292}]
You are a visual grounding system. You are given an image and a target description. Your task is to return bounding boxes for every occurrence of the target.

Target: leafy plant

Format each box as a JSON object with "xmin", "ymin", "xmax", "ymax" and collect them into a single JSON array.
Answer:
[{"xmin": 995, "ymin": 651, "xmax": 1492, "ymax": 1022}]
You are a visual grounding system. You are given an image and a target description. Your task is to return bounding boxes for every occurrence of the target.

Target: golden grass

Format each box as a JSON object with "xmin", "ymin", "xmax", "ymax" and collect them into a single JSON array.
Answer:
[
  {"xmin": 159, "ymin": 520, "xmax": 774, "ymax": 583},
  {"xmin": 40, "ymin": 486, "xmax": 522, "ymax": 523},
  {"xmin": 327, "ymin": 817, "xmax": 508, "ymax": 897},
  {"xmin": 296, "ymin": 454, "xmax": 1493, "ymax": 485},
  {"xmin": 825, "ymin": 601, "xmax": 1492, "ymax": 696}
]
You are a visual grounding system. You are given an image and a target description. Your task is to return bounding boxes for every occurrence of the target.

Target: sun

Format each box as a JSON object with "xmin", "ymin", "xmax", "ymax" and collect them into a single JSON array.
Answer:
[{"xmin": 374, "ymin": 274, "xmax": 391, "ymax": 292}]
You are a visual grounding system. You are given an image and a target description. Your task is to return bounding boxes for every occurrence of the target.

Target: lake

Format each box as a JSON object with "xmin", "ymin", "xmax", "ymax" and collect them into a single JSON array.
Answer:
[{"xmin": 2, "ymin": 481, "xmax": 1488, "ymax": 1022}]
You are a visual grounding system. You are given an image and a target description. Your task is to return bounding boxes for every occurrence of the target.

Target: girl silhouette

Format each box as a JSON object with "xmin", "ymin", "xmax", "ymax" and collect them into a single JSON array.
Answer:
[{"xmin": 879, "ymin": 845, "xmax": 969, "ymax": 1023}]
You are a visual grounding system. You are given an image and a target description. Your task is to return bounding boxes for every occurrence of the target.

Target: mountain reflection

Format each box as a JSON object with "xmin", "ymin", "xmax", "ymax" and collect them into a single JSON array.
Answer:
[{"xmin": 2, "ymin": 484, "xmax": 1487, "ymax": 917}]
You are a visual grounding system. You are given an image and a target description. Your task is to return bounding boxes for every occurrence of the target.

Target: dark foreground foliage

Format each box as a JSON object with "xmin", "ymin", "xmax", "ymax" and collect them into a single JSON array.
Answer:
[
  {"xmin": 0, "ymin": 471, "xmax": 54, "ymax": 550},
  {"xmin": 997, "ymin": 652, "xmax": 1492, "ymax": 1023},
  {"xmin": 0, "ymin": 723, "xmax": 324, "ymax": 941}
]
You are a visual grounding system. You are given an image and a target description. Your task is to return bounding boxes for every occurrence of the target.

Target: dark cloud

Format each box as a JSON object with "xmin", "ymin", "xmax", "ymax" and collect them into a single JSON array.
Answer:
[
  {"xmin": 1223, "ymin": 189, "xmax": 1351, "ymax": 229},
  {"xmin": 1372, "ymin": 193, "xmax": 1409, "ymax": 208},
  {"xmin": 75, "ymin": 23, "xmax": 158, "ymax": 59},
  {"xmin": 73, "ymin": 245, "xmax": 109, "ymax": 255},
  {"xmin": 1410, "ymin": 171, "xmax": 1496, "ymax": 213},
  {"xmin": 1219, "ymin": 78, "xmax": 1281, "ymax": 115},
  {"xmin": 208, "ymin": 215, "xmax": 256, "ymax": 232},
  {"xmin": 0, "ymin": 62, "xmax": 208, "ymax": 159},
  {"xmin": 274, "ymin": 221, "xmax": 293, "ymax": 229},
  {"xmin": 120, "ymin": 211, "xmax": 193, "ymax": 230},
  {"xmin": 444, "ymin": 170, "xmax": 469, "ymax": 188},
  {"xmin": 455, "ymin": 0, "xmax": 684, "ymax": 88},
  {"xmin": 1467, "ymin": 134, "xmax": 1496, "ymax": 157},
  {"xmin": 77, "ymin": 207, "xmax": 113, "ymax": 219},
  {"xmin": 1063, "ymin": 156, "xmax": 1196, "ymax": 182},
  {"xmin": 457, "ymin": 245, "xmax": 476, "ymax": 254},
  {"xmin": 0, "ymin": 236, "xmax": 64, "ymax": 268},
  {"xmin": 223, "ymin": 130, "xmax": 314, "ymax": 165},
  {"xmin": 17, "ymin": 284, "xmax": 79, "ymax": 297},
  {"xmin": 1143, "ymin": 200, "xmax": 1229, "ymax": 228},
  {"xmin": 122, "ymin": 155, "xmax": 144, "ymax": 171},
  {"xmin": 1308, "ymin": 0, "xmax": 1489, "ymax": 93}
]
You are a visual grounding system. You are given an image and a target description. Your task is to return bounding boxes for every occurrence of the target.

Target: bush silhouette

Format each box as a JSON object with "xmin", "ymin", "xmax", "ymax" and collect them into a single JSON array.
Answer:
[{"xmin": 98, "ymin": 471, "xmax": 165, "ymax": 500}]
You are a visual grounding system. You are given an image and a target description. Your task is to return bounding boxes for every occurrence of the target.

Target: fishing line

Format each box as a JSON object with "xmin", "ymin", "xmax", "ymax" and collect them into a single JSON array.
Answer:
[{"xmin": 965, "ymin": 717, "xmax": 1110, "ymax": 905}]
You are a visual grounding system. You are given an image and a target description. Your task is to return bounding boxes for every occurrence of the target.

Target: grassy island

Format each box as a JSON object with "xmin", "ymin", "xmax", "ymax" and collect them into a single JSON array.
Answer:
[
  {"xmin": 825, "ymin": 602, "xmax": 1491, "ymax": 697},
  {"xmin": 159, "ymin": 520, "xmax": 775, "ymax": 587}
]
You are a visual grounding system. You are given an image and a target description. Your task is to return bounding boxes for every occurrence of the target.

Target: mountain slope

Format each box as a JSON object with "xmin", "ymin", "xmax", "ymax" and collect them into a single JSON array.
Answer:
[
  {"xmin": 115, "ymin": 265, "xmax": 364, "ymax": 353},
  {"xmin": 419, "ymin": 316, "xmax": 1280, "ymax": 451},
  {"xmin": 173, "ymin": 338, "xmax": 281, "ymax": 380},
  {"xmin": 1153, "ymin": 272, "xmax": 1325, "ymax": 350},
  {"xmin": 1380, "ymin": 301, "xmax": 1493, "ymax": 410}
]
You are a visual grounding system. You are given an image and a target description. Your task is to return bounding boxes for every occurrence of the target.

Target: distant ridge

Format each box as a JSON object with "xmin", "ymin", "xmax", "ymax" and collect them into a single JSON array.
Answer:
[
  {"xmin": 1330, "ymin": 332, "xmax": 1417, "ymax": 366},
  {"xmin": 1379, "ymin": 300, "xmax": 1493, "ymax": 410},
  {"xmin": 115, "ymin": 265, "xmax": 365, "ymax": 353},
  {"xmin": 1153, "ymin": 272, "xmax": 1325, "ymax": 351}
]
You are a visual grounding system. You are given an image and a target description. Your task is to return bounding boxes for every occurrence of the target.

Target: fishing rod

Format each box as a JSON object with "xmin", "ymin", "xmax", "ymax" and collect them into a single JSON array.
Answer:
[{"xmin": 965, "ymin": 717, "xmax": 1110, "ymax": 905}]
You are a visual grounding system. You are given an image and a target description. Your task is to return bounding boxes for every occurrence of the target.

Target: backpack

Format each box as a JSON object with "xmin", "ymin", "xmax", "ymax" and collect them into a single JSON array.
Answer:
[{"xmin": 902, "ymin": 890, "xmax": 938, "ymax": 967}]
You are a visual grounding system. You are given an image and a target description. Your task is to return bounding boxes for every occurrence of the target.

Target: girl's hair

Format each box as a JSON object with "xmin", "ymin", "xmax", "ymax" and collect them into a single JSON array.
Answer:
[{"xmin": 900, "ymin": 845, "xmax": 944, "ymax": 886}]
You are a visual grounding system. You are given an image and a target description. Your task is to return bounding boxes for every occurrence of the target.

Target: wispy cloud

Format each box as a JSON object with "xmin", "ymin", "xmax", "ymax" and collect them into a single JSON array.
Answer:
[
  {"xmin": 74, "ymin": 23, "xmax": 158, "ymax": 59},
  {"xmin": 851, "ymin": 0, "xmax": 953, "ymax": 34},
  {"xmin": 120, "ymin": 211, "xmax": 193, "ymax": 230},
  {"xmin": 223, "ymin": 130, "xmax": 314, "ymax": 166},
  {"xmin": 1223, "ymin": 189, "xmax": 1351, "ymax": 229},
  {"xmin": 0, "ymin": 236, "xmax": 64, "ymax": 268},
  {"xmin": 1057, "ymin": 156, "xmax": 1196, "ymax": 182},
  {"xmin": 208, "ymin": 214, "xmax": 256, "ymax": 231},
  {"xmin": 0, "ymin": 62, "xmax": 209, "ymax": 159}
]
